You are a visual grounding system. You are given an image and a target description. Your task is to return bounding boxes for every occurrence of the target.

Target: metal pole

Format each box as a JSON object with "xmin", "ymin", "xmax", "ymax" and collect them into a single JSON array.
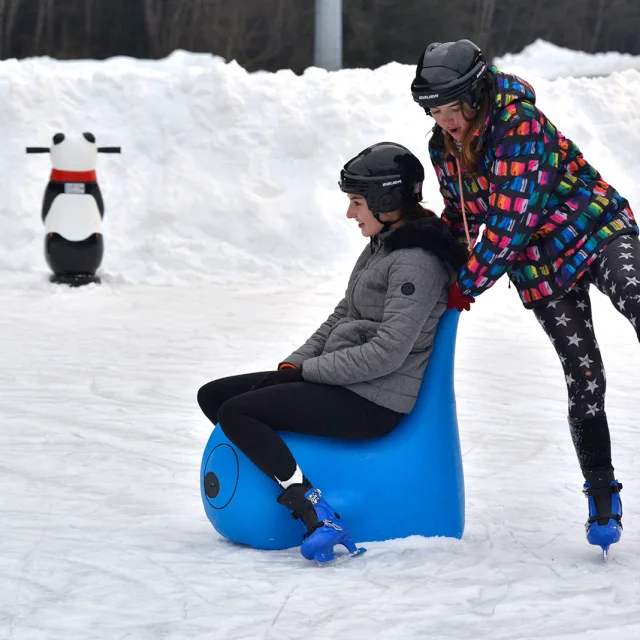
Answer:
[{"xmin": 314, "ymin": 0, "xmax": 342, "ymax": 71}]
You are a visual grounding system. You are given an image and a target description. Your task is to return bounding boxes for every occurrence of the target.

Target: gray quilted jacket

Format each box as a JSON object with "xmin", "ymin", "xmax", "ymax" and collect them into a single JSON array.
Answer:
[{"xmin": 282, "ymin": 216, "xmax": 468, "ymax": 413}]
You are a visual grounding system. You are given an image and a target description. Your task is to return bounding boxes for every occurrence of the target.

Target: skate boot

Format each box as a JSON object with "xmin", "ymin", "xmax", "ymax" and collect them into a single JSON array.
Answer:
[
  {"xmin": 583, "ymin": 468, "xmax": 623, "ymax": 561},
  {"xmin": 277, "ymin": 479, "xmax": 366, "ymax": 566}
]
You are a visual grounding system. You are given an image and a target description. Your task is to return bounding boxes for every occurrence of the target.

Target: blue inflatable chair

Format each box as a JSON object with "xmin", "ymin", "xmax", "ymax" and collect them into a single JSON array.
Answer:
[{"xmin": 200, "ymin": 309, "xmax": 464, "ymax": 549}]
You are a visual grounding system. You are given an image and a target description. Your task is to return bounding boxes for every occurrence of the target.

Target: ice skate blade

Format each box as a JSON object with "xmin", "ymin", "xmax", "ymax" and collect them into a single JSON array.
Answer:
[
  {"xmin": 602, "ymin": 546, "xmax": 609, "ymax": 562},
  {"xmin": 316, "ymin": 547, "xmax": 367, "ymax": 567}
]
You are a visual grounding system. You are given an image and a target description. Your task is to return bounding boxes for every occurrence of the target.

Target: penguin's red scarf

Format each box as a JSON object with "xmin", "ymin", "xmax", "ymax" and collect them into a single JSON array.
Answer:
[{"xmin": 50, "ymin": 169, "xmax": 97, "ymax": 183}]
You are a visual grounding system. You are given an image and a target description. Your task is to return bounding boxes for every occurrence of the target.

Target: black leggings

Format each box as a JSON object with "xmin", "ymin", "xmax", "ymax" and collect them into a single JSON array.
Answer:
[
  {"xmin": 197, "ymin": 372, "xmax": 402, "ymax": 484},
  {"xmin": 533, "ymin": 234, "xmax": 640, "ymax": 472}
]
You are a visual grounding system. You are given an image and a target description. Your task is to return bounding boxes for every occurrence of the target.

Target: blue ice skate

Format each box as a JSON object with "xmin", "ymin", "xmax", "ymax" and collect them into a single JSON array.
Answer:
[
  {"xmin": 277, "ymin": 480, "xmax": 366, "ymax": 566},
  {"xmin": 583, "ymin": 480, "xmax": 623, "ymax": 561}
]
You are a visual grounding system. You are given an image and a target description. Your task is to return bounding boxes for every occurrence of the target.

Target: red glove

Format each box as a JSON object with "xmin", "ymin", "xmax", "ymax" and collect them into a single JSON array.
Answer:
[{"xmin": 447, "ymin": 282, "xmax": 475, "ymax": 312}]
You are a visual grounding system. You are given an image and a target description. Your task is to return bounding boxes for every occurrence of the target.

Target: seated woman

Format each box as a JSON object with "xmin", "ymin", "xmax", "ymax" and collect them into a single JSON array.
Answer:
[{"xmin": 197, "ymin": 141, "xmax": 468, "ymax": 564}]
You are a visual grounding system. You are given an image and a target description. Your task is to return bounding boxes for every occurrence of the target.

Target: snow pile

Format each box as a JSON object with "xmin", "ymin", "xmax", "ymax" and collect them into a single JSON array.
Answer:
[
  {"xmin": 1, "ymin": 49, "xmax": 638, "ymax": 288},
  {"xmin": 0, "ymin": 53, "xmax": 421, "ymax": 287},
  {"xmin": 494, "ymin": 38, "xmax": 640, "ymax": 80}
]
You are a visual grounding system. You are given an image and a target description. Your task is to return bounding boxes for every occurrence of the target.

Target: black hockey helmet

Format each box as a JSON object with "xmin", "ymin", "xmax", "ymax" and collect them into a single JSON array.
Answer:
[
  {"xmin": 411, "ymin": 39, "xmax": 488, "ymax": 114},
  {"xmin": 338, "ymin": 142, "xmax": 424, "ymax": 217}
]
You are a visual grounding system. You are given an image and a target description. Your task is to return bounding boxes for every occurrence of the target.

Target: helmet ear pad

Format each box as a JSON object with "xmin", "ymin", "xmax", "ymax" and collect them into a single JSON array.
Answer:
[{"xmin": 373, "ymin": 189, "xmax": 403, "ymax": 216}]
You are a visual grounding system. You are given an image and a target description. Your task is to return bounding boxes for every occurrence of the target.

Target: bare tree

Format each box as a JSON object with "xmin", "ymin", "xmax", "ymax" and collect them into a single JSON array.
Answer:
[
  {"xmin": 142, "ymin": 0, "xmax": 207, "ymax": 58},
  {"xmin": 85, "ymin": 0, "xmax": 94, "ymax": 42},
  {"xmin": 187, "ymin": 0, "xmax": 204, "ymax": 51},
  {"xmin": 0, "ymin": 0, "xmax": 7, "ymax": 57},
  {"xmin": 475, "ymin": 0, "xmax": 496, "ymax": 41},
  {"xmin": 141, "ymin": 0, "xmax": 163, "ymax": 57},
  {"xmin": 589, "ymin": 0, "xmax": 607, "ymax": 53},
  {"xmin": 0, "ymin": 0, "xmax": 25, "ymax": 57},
  {"xmin": 33, "ymin": 0, "xmax": 55, "ymax": 53},
  {"xmin": 2, "ymin": 0, "xmax": 640, "ymax": 70}
]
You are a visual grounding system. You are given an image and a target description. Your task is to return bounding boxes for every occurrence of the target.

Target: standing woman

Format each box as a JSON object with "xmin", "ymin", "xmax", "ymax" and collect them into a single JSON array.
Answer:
[
  {"xmin": 410, "ymin": 39, "xmax": 639, "ymax": 558},
  {"xmin": 197, "ymin": 142, "xmax": 468, "ymax": 564}
]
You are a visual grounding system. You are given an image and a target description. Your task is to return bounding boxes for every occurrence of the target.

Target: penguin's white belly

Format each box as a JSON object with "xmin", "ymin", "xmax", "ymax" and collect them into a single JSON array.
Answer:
[{"xmin": 44, "ymin": 194, "xmax": 103, "ymax": 241}]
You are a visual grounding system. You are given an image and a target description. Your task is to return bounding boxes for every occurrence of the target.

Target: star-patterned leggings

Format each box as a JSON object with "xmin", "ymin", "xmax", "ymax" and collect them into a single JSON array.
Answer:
[{"xmin": 533, "ymin": 233, "xmax": 640, "ymax": 473}]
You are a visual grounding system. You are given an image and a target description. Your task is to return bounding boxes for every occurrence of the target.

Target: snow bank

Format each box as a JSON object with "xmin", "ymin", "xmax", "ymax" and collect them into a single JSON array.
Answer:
[
  {"xmin": 1, "ymin": 48, "xmax": 638, "ymax": 288},
  {"xmin": 494, "ymin": 38, "xmax": 640, "ymax": 80}
]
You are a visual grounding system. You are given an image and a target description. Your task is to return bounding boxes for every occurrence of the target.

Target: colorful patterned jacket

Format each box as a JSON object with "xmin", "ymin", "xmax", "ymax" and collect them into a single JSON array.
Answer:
[{"xmin": 429, "ymin": 67, "xmax": 638, "ymax": 308}]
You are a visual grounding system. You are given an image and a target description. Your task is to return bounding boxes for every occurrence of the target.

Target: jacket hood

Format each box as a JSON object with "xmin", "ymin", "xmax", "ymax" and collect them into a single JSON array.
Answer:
[
  {"xmin": 490, "ymin": 66, "xmax": 537, "ymax": 112},
  {"xmin": 383, "ymin": 215, "xmax": 469, "ymax": 271}
]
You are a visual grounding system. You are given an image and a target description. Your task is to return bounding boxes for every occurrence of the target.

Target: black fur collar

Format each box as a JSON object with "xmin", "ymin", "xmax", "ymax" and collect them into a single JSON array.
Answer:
[
  {"xmin": 383, "ymin": 215, "xmax": 469, "ymax": 270},
  {"xmin": 429, "ymin": 125, "xmax": 445, "ymax": 152}
]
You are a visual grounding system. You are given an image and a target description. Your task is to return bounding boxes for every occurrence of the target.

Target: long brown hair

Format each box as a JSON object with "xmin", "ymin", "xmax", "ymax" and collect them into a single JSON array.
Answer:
[
  {"xmin": 443, "ymin": 95, "xmax": 491, "ymax": 175},
  {"xmin": 403, "ymin": 202, "xmax": 436, "ymax": 221}
]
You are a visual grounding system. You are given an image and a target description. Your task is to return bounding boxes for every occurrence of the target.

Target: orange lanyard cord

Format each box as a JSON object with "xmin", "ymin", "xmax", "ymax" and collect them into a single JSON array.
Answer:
[{"xmin": 454, "ymin": 154, "xmax": 473, "ymax": 250}]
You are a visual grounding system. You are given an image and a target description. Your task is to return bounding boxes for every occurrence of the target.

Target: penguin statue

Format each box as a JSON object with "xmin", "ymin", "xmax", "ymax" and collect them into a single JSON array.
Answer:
[{"xmin": 26, "ymin": 132, "xmax": 121, "ymax": 286}]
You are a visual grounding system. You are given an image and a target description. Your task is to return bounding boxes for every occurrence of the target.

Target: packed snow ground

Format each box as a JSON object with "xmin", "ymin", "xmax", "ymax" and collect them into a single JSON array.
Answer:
[{"xmin": 1, "ymin": 42, "xmax": 640, "ymax": 639}]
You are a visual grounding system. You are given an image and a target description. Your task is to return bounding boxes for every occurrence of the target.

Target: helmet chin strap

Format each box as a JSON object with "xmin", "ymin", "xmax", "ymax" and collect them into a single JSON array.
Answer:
[{"xmin": 375, "ymin": 210, "xmax": 403, "ymax": 234}]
